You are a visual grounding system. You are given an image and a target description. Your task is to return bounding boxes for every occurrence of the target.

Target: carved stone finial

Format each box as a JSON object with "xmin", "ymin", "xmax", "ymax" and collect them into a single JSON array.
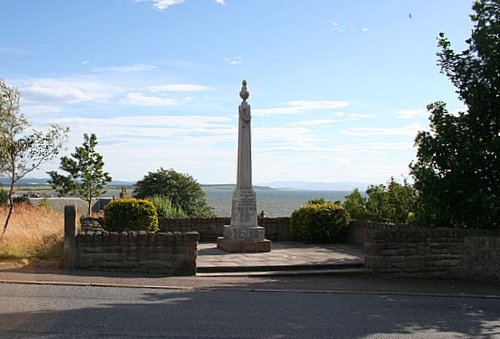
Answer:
[{"xmin": 239, "ymin": 80, "xmax": 249, "ymax": 102}]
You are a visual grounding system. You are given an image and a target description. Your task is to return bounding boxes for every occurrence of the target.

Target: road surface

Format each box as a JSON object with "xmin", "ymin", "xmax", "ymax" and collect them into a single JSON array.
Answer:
[{"xmin": 0, "ymin": 283, "xmax": 499, "ymax": 338}]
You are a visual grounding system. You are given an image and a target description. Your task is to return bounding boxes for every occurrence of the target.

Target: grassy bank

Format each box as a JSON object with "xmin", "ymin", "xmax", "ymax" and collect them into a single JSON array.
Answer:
[{"xmin": 0, "ymin": 204, "xmax": 64, "ymax": 266}]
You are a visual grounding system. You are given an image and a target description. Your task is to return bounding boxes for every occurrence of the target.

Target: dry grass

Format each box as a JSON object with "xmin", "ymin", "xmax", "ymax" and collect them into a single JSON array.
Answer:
[{"xmin": 0, "ymin": 203, "xmax": 64, "ymax": 266}]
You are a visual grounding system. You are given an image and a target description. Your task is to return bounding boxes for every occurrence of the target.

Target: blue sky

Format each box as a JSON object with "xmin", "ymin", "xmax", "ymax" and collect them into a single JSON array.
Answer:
[{"xmin": 0, "ymin": 0, "xmax": 473, "ymax": 185}]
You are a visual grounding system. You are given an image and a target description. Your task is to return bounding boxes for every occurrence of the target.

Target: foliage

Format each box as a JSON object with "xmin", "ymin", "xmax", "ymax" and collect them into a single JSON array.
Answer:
[
  {"xmin": 12, "ymin": 195, "xmax": 30, "ymax": 205},
  {"xmin": 410, "ymin": 0, "xmax": 499, "ymax": 229},
  {"xmin": 307, "ymin": 197, "xmax": 328, "ymax": 205},
  {"xmin": 48, "ymin": 133, "xmax": 112, "ymax": 216},
  {"xmin": 0, "ymin": 79, "xmax": 68, "ymax": 236},
  {"xmin": 133, "ymin": 167, "xmax": 214, "ymax": 217},
  {"xmin": 103, "ymin": 197, "xmax": 159, "ymax": 232},
  {"xmin": 0, "ymin": 189, "xmax": 7, "ymax": 205},
  {"xmin": 342, "ymin": 179, "xmax": 416, "ymax": 224},
  {"xmin": 147, "ymin": 195, "xmax": 188, "ymax": 219},
  {"xmin": 290, "ymin": 201, "xmax": 350, "ymax": 243},
  {"xmin": 342, "ymin": 189, "xmax": 368, "ymax": 220}
]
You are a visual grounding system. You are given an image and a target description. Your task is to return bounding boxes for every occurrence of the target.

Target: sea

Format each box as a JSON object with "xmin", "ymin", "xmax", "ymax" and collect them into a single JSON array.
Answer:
[{"xmin": 203, "ymin": 188, "xmax": 352, "ymax": 217}]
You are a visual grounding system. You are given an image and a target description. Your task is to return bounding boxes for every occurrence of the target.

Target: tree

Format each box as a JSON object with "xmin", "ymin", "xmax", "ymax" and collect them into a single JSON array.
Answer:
[
  {"xmin": 342, "ymin": 179, "xmax": 416, "ymax": 224},
  {"xmin": 48, "ymin": 133, "xmax": 112, "ymax": 215},
  {"xmin": 133, "ymin": 167, "xmax": 214, "ymax": 217},
  {"xmin": 0, "ymin": 79, "xmax": 68, "ymax": 236},
  {"xmin": 410, "ymin": 0, "xmax": 499, "ymax": 229},
  {"xmin": 342, "ymin": 189, "xmax": 368, "ymax": 220}
]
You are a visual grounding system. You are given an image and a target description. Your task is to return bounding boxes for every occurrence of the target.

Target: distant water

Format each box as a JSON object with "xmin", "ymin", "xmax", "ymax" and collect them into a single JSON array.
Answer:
[{"xmin": 203, "ymin": 188, "xmax": 352, "ymax": 217}]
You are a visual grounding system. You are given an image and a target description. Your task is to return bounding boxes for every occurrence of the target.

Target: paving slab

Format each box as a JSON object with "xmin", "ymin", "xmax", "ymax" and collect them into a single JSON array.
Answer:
[{"xmin": 197, "ymin": 241, "xmax": 364, "ymax": 272}]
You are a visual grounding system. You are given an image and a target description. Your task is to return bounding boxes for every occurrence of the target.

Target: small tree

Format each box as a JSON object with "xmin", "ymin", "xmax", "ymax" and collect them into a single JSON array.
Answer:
[
  {"xmin": 410, "ymin": 0, "xmax": 499, "ymax": 228},
  {"xmin": 342, "ymin": 179, "xmax": 416, "ymax": 224},
  {"xmin": 0, "ymin": 79, "xmax": 68, "ymax": 236},
  {"xmin": 48, "ymin": 133, "xmax": 112, "ymax": 215},
  {"xmin": 133, "ymin": 167, "xmax": 214, "ymax": 217},
  {"xmin": 342, "ymin": 189, "xmax": 367, "ymax": 220}
]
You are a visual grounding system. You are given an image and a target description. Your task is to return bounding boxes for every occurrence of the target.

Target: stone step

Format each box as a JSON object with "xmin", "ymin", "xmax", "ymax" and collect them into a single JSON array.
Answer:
[
  {"xmin": 196, "ymin": 267, "xmax": 370, "ymax": 278},
  {"xmin": 197, "ymin": 261, "xmax": 364, "ymax": 274}
]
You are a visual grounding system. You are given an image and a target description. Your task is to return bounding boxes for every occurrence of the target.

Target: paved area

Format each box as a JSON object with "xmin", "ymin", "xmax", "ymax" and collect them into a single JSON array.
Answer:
[{"xmin": 197, "ymin": 242, "xmax": 364, "ymax": 272}]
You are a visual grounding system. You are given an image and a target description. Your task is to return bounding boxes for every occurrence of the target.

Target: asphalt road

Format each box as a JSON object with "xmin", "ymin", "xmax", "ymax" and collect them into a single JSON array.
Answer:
[{"xmin": 0, "ymin": 283, "xmax": 499, "ymax": 338}]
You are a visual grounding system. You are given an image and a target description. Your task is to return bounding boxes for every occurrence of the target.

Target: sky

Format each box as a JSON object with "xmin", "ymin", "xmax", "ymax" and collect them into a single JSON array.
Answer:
[{"xmin": 0, "ymin": 0, "xmax": 475, "ymax": 185}]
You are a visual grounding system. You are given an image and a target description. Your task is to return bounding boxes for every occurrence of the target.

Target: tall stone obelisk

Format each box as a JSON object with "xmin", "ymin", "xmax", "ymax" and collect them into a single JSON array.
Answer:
[{"xmin": 217, "ymin": 80, "xmax": 272, "ymax": 252}]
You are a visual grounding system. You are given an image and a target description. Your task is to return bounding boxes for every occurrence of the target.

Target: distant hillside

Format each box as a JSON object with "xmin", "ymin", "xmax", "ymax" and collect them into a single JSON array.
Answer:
[
  {"xmin": 264, "ymin": 181, "xmax": 371, "ymax": 191},
  {"xmin": 0, "ymin": 177, "xmax": 135, "ymax": 187},
  {"xmin": 201, "ymin": 184, "xmax": 274, "ymax": 191}
]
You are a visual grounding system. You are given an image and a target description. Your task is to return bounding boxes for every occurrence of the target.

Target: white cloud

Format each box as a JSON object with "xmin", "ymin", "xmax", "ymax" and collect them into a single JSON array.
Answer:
[
  {"xmin": 81, "ymin": 60, "xmax": 90, "ymax": 65},
  {"xmin": 149, "ymin": 83, "xmax": 212, "ymax": 92},
  {"xmin": 56, "ymin": 115, "xmax": 231, "ymax": 130},
  {"xmin": 253, "ymin": 100, "xmax": 350, "ymax": 116},
  {"xmin": 127, "ymin": 92, "xmax": 178, "ymax": 106},
  {"xmin": 224, "ymin": 57, "xmax": 243, "ymax": 65},
  {"xmin": 20, "ymin": 78, "xmax": 120, "ymax": 103},
  {"xmin": 152, "ymin": 0, "xmax": 185, "ymax": 10},
  {"xmin": 91, "ymin": 63, "xmax": 157, "ymax": 73},
  {"xmin": 396, "ymin": 108, "xmax": 428, "ymax": 119},
  {"xmin": 348, "ymin": 113, "xmax": 376, "ymax": 120},
  {"xmin": 288, "ymin": 119, "xmax": 339, "ymax": 127},
  {"xmin": 138, "ymin": 0, "xmax": 224, "ymax": 10},
  {"xmin": 341, "ymin": 123, "xmax": 421, "ymax": 136},
  {"xmin": 20, "ymin": 104, "xmax": 64, "ymax": 115}
]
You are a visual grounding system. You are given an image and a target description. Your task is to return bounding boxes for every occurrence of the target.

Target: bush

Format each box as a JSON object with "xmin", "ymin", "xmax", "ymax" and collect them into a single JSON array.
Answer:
[
  {"xmin": 290, "ymin": 201, "xmax": 350, "ymax": 243},
  {"xmin": 103, "ymin": 198, "xmax": 158, "ymax": 232},
  {"xmin": 147, "ymin": 195, "xmax": 188, "ymax": 218}
]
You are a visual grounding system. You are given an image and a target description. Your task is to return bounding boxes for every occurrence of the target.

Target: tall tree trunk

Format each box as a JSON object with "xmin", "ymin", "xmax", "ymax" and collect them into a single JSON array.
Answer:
[{"xmin": 1, "ymin": 156, "xmax": 16, "ymax": 240}]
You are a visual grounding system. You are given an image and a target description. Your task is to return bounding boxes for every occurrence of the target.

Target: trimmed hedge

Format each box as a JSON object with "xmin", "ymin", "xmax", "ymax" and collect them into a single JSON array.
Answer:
[
  {"xmin": 103, "ymin": 198, "xmax": 159, "ymax": 232},
  {"xmin": 290, "ymin": 202, "xmax": 350, "ymax": 243}
]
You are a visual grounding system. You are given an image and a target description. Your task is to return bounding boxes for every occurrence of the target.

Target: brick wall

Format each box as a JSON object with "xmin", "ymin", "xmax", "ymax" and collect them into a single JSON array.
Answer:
[
  {"xmin": 74, "ymin": 230, "xmax": 198, "ymax": 275},
  {"xmin": 363, "ymin": 226, "xmax": 500, "ymax": 282},
  {"xmin": 347, "ymin": 220, "xmax": 406, "ymax": 248},
  {"xmin": 159, "ymin": 217, "xmax": 292, "ymax": 241},
  {"xmin": 64, "ymin": 206, "xmax": 198, "ymax": 275}
]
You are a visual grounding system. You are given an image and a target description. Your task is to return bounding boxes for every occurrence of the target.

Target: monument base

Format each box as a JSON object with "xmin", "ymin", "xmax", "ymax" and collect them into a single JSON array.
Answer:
[
  {"xmin": 217, "ymin": 237, "xmax": 272, "ymax": 253},
  {"xmin": 217, "ymin": 225, "xmax": 272, "ymax": 252}
]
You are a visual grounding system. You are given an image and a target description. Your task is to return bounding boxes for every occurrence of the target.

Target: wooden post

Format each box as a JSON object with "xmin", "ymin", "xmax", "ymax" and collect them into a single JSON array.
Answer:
[{"xmin": 64, "ymin": 205, "xmax": 77, "ymax": 269}]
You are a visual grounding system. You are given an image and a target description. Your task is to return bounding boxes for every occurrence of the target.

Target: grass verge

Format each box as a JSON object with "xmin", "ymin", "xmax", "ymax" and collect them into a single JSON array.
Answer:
[{"xmin": 0, "ymin": 203, "xmax": 64, "ymax": 267}]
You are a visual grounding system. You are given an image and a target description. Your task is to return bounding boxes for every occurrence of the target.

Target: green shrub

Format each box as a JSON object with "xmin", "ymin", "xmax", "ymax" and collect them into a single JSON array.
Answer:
[
  {"xmin": 290, "ymin": 201, "xmax": 350, "ymax": 243},
  {"xmin": 0, "ymin": 189, "xmax": 8, "ymax": 205},
  {"xmin": 103, "ymin": 198, "xmax": 159, "ymax": 232},
  {"xmin": 147, "ymin": 195, "xmax": 188, "ymax": 218},
  {"xmin": 13, "ymin": 195, "xmax": 29, "ymax": 204}
]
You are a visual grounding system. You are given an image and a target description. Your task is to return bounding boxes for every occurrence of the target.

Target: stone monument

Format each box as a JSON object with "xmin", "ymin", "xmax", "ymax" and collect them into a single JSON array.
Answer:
[{"xmin": 217, "ymin": 80, "xmax": 272, "ymax": 252}]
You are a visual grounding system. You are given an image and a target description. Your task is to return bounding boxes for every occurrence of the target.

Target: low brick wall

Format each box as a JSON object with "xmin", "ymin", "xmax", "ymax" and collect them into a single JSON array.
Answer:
[
  {"xmin": 260, "ymin": 217, "xmax": 292, "ymax": 241},
  {"xmin": 159, "ymin": 217, "xmax": 292, "ymax": 241},
  {"xmin": 64, "ymin": 206, "xmax": 198, "ymax": 275},
  {"xmin": 159, "ymin": 217, "xmax": 228, "ymax": 241},
  {"xmin": 365, "ymin": 227, "xmax": 500, "ymax": 282},
  {"xmin": 347, "ymin": 220, "xmax": 405, "ymax": 248},
  {"xmin": 74, "ymin": 231, "xmax": 198, "ymax": 275}
]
